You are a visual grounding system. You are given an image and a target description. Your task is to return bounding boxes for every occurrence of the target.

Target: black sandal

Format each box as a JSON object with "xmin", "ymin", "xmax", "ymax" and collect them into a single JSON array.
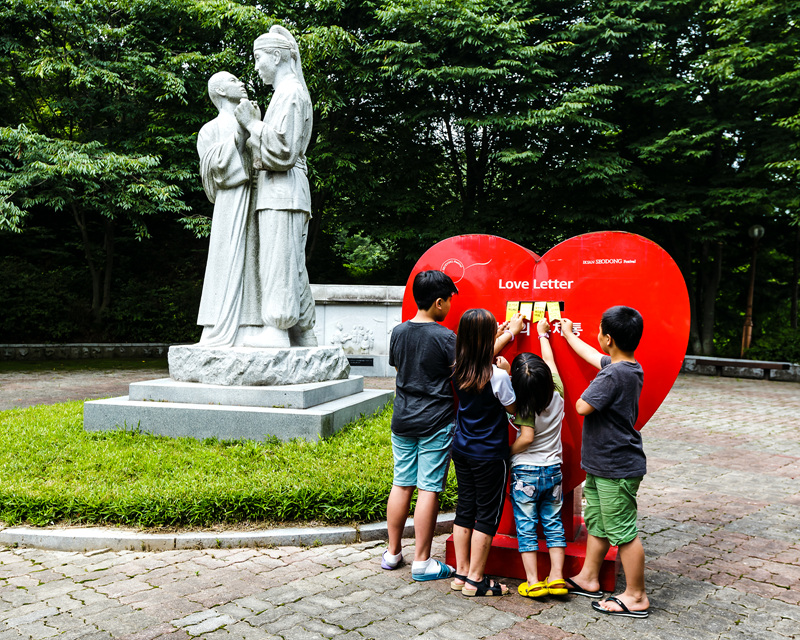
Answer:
[
  {"xmin": 462, "ymin": 576, "xmax": 509, "ymax": 597},
  {"xmin": 450, "ymin": 573, "xmax": 468, "ymax": 591}
]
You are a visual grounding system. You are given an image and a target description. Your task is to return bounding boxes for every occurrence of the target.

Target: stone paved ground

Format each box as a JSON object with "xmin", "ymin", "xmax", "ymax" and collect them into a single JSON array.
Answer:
[
  {"xmin": 0, "ymin": 367, "xmax": 395, "ymax": 411},
  {"xmin": 0, "ymin": 367, "xmax": 171, "ymax": 411},
  {"xmin": 1, "ymin": 373, "xmax": 799, "ymax": 639}
]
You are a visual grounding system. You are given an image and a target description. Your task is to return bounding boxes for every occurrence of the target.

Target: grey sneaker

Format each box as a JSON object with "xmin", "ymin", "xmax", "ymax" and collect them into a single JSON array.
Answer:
[{"xmin": 381, "ymin": 550, "xmax": 403, "ymax": 570}]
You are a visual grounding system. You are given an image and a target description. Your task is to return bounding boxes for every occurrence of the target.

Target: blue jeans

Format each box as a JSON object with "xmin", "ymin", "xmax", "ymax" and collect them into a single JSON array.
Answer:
[{"xmin": 511, "ymin": 464, "xmax": 566, "ymax": 553}]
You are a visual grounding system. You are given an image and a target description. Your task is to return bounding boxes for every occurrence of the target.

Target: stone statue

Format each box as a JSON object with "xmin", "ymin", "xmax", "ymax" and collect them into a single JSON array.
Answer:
[
  {"xmin": 175, "ymin": 50, "xmax": 347, "ymax": 385},
  {"xmin": 196, "ymin": 71, "xmax": 261, "ymax": 347},
  {"xmin": 234, "ymin": 25, "xmax": 317, "ymax": 349}
]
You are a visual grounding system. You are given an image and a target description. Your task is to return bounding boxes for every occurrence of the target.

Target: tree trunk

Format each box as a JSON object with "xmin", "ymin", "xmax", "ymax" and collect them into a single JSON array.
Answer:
[
  {"xmin": 307, "ymin": 190, "xmax": 326, "ymax": 264},
  {"xmin": 71, "ymin": 203, "xmax": 102, "ymax": 320},
  {"xmin": 792, "ymin": 226, "xmax": 799, "ymax": 330},
  {"xmin": 699, "ymin": 241, "xmax": 723, "ymax": 355},
  {"xmin": 669, "ymin": 231, "xmax": 697, "ymax": 354},
  {"xmin": 100, "ymin": 217, "xmax": 115, "ymax": 316},
  {"xmin": 443, "ymin": 118, "xmax": 465, "ymax": 203},
  {"xmin": 463, "ymin": 126, "xmax": 477, "ymax": 219}
]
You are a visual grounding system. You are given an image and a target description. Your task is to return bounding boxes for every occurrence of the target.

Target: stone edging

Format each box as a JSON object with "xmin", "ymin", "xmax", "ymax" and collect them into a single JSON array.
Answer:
[
  {"xmin": 0, "ymin": 514, "xmax": 455, "ymax": 553},
  {"xmin": 682, "ymin": 355, "xmax": 800, "ymax": 382},
  {"xmin": 1, "ymin": 343, "xmax": 173, "ymax": 361}
]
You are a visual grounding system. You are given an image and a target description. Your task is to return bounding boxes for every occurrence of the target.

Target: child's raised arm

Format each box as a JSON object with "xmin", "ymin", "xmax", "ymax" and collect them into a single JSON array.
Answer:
[
  {"xmin": 494, "ymin": 313, "xmax": 524, "ymax": 356},
  {"xmin": 561, "ymin": 318, "xmax": 603, "ymax": 369},
  {"xmin": 536, "ymin": 319, "xmax": 559, "ymax": 378}
]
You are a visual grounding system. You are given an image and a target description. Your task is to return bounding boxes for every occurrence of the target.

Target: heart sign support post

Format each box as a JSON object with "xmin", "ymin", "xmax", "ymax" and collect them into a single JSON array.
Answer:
[{"xmin": 401, "ymin": 232, "xmax": 690, "ymax": 591}]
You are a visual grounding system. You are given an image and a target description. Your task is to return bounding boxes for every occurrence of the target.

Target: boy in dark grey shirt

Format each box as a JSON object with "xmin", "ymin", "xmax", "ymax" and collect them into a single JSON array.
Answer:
[
  {"xmin": 382, "ymin": 270, "xmax": 459, "ymax": 582},
  {"xmin": 561, "ymin": 306, "xmax": 649, "ymax": 618}
]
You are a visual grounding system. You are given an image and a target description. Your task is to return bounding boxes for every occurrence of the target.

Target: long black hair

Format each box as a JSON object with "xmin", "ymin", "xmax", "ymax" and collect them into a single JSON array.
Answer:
[
  {"xmin": 510, "ymin": 352, "xmax": 554, "ymax": 420},
  {"xmin": 453, "ymin": 308, "xmax": 496, "ymax": 393}
]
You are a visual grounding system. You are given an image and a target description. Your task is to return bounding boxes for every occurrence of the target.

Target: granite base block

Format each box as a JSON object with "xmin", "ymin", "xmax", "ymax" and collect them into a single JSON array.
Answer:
[
  {"xmin": 772, "ymin": 365, "xmax": 800, "ymax": 382},
  {"xmin": 168, "ymin": 345, "xmax": 350, "ymax": 386},
  {"xmin": 128, "ymin": 376, "xmax": 364, "ymax": 409},
  {"xmin": 722, "ymin": 366, "xmax": 765, "ymax": 379},
  {"xmin": 83, "ymin": 389, "xmax": 393, "ymax": 442}
]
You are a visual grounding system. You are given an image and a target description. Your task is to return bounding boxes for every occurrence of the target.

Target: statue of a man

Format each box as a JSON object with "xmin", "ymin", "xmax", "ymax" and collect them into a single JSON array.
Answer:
[
  {"xmin": 195, "ymin": 72, "xmax": 261, "ymax": 347},
  {"xmin": 235, "ymin": 25, "xmax": 317, "ymax": 349}
]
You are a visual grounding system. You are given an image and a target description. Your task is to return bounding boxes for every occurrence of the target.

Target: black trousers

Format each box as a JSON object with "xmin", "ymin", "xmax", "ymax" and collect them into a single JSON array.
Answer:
[{"xmin": 452, "ymin": 451, "xmax": 508, "ymax": 537}]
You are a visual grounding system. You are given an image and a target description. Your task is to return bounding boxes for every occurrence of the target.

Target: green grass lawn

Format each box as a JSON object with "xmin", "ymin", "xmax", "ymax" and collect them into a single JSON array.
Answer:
[{"xmin": 0, "ymin": 400, "xmax": 458, "ymax": 529}]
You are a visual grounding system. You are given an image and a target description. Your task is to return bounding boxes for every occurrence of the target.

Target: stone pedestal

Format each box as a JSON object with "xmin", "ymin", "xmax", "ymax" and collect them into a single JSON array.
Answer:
[
  {"xmin": 168, "ymin": 345, "xmax": 350, "ymax": 386},
  {"xmin": 85, "ymin": 344, "xmax": 390, "ymax": 442},
  {"xmin": 84, "ymin": 375, "xmax": 393, "ymax": 442}
]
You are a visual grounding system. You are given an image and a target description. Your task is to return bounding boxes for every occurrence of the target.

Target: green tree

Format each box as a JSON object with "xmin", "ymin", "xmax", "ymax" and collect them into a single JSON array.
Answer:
[
  {"xmin": 704, "ymin": 0, "xmax": 800, "ymax": 335},
  {"xmin": 0, "ymin": 0, "xmax": 272, "ymax": 323},
  {"xmin": 548, "ymin": 0, "xmax": 800, "ymax": 354},
  {"xmin": 366, "ymin": 0, "xmax": 618, "ymax": 236}
]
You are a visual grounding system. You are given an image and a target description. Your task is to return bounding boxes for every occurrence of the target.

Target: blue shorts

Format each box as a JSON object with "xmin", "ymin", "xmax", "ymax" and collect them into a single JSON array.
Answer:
[
  {"xmin": 511, "ymin": 464, "xmax": 566, "ymax": 552},
  {"xmin": 391, "ymin": 423, "xmax": 454, "ymax": 493}
]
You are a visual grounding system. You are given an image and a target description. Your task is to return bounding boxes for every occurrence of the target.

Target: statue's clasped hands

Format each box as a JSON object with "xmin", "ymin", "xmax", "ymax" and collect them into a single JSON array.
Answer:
[{"xmin": 234, "ymin": 99, "xmax": 262, "ymax": 129}]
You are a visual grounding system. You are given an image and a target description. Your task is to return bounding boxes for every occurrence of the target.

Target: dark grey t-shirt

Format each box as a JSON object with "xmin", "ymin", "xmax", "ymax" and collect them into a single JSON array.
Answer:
[
  {"xmin": 580, "ymin": 355, "xmax": 646, "ymax": 479},
  {"xmin": 389, "ymin": 321, "xmax": 456, "ymax": 437}
]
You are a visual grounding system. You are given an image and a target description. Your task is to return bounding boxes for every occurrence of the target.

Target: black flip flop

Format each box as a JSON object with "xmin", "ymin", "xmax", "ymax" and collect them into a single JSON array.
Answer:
[
  {"xmin": 592, "ymin": 596, "xmax": 650, "ymax": 618},
  {"xmin": 565, "ymin": 577, "xmax": 603, "ymax": 598}
]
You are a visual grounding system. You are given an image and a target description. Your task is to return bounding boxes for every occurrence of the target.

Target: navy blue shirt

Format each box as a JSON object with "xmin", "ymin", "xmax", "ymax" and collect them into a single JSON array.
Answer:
[{"xmin": 453, "ymin": 367, "xmax": 515, "ymax": 461}]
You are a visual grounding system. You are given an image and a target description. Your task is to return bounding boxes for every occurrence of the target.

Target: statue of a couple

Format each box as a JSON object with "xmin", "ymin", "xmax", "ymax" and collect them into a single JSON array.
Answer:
[{"xmin": 195, "ymin": 25, "xmax": 316, "ymax": 349}]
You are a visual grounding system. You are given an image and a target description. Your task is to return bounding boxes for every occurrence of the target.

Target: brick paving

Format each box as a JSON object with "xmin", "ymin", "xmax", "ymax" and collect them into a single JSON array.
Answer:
[{"xmin": 1, "ymin": 373, "xmax": 799, "ymax": 639}]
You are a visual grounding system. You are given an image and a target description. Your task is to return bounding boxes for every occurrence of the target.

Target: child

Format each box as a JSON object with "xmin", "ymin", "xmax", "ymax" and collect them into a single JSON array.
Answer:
[
  {"xmin": 450, "ymin": 308, "xmax": 517, "ymax": 596},
  {"xmin": 506, "ymin": 318, "xmax": 568, "ymax": 599},
  {"xmin": 383, "ymin": 270, "xmax": 459, "ymax": 582},
  {"xmin": 561, "ymin": 306, "xmax": 649, "ymax": 618}
]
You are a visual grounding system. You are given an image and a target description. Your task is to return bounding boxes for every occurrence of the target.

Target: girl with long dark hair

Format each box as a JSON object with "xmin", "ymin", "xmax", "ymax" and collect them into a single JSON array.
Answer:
[{"xmin": 450, "ymin": 308, "xmax": 517, "ymax": 596}]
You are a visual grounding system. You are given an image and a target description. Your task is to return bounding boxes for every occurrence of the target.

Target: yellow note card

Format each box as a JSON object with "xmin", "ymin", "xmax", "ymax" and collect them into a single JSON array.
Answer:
[
  {"xmin": 519, "ymin": 301, "xmax": 533, "ymax": 320},
  {"xmin": 532, "ymin": 301, "xmax": 547, "ymax": 322},
  {"xmin": 505, "ymin": 301, "xmax": 520, "ymax": 322},
  {"xmin": 547, "ymin": 301, "xmax": 562, "ymax": 321}
]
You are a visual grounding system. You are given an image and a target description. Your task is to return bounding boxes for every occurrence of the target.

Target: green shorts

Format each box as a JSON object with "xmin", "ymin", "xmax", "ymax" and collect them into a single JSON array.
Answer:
[{"xmin": 583, "ymin": 474, "xmax": 642, "ymax": 546}]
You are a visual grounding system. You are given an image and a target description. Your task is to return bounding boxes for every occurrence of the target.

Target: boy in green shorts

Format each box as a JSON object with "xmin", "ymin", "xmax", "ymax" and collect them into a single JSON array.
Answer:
[{"xmin": 560, "ymin": 306, "xmax": 649, "ymax": 618}]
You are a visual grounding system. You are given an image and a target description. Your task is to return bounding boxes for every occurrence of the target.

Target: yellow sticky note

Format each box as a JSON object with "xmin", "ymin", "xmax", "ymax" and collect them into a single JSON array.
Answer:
[
  {"xmin": 532, "ymin": 301, "xmax": 547, "ymax": 322},
  {"xmin": 547, "ymin": 301, "xmax": 562, "ymax": 321},
  {"xmin": 505, "ymin": 301, "xmax": 520, "ymax": 321},
  {"xmin": 519, "ymin": 301, "xmax": 533, "ymax": 320}
]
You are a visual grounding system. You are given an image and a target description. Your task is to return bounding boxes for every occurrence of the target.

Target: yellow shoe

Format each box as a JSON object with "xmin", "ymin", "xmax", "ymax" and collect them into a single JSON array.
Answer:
[
  {"xmin": 546, "ymin": 576, "xmax": 569, "ymax": 595},
  {"xmin": 518, "ymin": 580, "xmax": 548, "ymax": 598}
]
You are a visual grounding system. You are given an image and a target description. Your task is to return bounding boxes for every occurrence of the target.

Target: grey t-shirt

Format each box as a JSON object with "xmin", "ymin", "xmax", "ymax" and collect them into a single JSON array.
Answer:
[
  {"xmin": 580, "ymin": 355, "xmax": 646, "ymax": 479},
  {"xmin": 389, "ymin": 321, "xmax": 456, "ymax": 437}
]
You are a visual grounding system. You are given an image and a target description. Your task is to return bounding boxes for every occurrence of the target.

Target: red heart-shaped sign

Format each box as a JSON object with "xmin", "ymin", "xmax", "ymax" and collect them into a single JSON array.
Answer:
[{"xmin": 402, "ymin": 232, "xmax": 690, "ymax": 496}]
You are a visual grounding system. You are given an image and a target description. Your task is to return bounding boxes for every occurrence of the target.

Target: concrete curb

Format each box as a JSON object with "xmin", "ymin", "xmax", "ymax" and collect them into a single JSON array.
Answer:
[{"xmin": 0, "ymin": 513, "xmax": 456, "ymax": 553}]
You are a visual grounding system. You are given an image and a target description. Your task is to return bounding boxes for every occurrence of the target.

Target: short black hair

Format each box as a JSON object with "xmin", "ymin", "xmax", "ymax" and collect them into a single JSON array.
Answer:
[
  {"xmin": 601, "ymin": 305, "xmax": 643, "ymax": 353},
  {"xmin": 412, "ymin": 270, "xmax": 458, "ymax": 310},
  {"xmin": 510, "ymin": 352, "xmax": 554, "ymax": 420}
]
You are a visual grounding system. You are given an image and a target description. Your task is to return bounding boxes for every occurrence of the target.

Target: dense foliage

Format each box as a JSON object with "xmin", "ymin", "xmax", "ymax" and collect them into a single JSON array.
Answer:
[{"xmin": 0, "ymin": 0, "xmax": 798, "ymax": 358}]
